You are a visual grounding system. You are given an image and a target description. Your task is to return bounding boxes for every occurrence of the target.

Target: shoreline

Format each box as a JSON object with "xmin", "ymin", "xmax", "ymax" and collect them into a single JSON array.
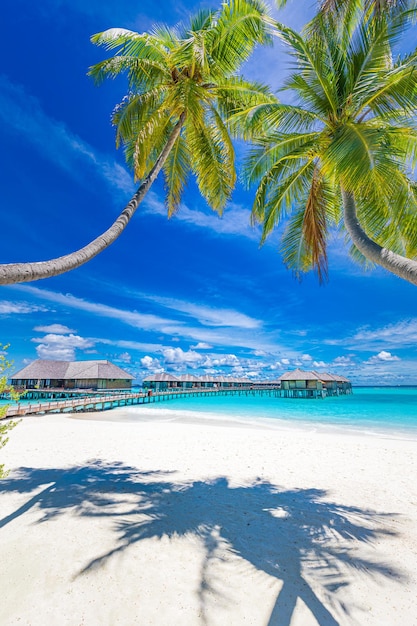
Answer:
[
  {"xmin": 70, "ymin": 404, "xmax": 417, "ymax": 442},
  {"xmin": 1, "ymin": 412, "xmax": 416, "ymax": 625}
]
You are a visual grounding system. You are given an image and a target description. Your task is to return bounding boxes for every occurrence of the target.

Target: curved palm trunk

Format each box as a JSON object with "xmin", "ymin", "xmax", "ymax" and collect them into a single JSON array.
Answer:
[
  {"xmin": 342, "ymin": 189, "xmax": 417, "ymax": 286},
  {"xmin": 0, "ymin": 113, "xmax": 186, "ymax": 286}
]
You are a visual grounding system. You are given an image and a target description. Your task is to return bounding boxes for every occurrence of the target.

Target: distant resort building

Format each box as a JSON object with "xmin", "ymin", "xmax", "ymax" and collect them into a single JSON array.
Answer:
[
  {"xmin": 10, "ymin": 361, "xmax": 351, "ymax": 397},
  {"xmin": 142, "ymin": 373, "xmax": 255, "ymax": 391},
  {"xmin": 279, "ymin": 369, "xmax": 352, "ymax": 398},
  {"xmin": 11, "ymin": 359, "xmax": 134, "ymax": 391},
  {"xmin": 143, "ymin": 369, "xmax": 352, "ymax": 398}
]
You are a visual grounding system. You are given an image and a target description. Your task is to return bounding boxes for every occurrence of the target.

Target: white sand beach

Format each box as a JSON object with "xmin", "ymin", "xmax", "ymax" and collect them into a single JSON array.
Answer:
[{"xmin": 1, "ymin": 409, "xmax": 416, "ymax": 626}]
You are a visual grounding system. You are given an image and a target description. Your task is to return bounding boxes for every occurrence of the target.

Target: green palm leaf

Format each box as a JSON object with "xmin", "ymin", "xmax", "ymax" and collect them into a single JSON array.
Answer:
[
  {"xmin": 90, "ymin": 0, "xmax": 273, "ymax": 218},
  {"xmin": 240, "ymin": 0, "xmax": 417, "ymax": 284},
  {"xmin": 163, "ymin": 135, "xmax": 191, "ymax": 216}
]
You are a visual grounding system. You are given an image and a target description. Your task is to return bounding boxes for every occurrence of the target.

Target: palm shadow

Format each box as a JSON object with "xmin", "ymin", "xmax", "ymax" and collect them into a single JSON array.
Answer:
[{"xmin": 0, "ymin": 461, "xmax": 404, "ymax": 625}]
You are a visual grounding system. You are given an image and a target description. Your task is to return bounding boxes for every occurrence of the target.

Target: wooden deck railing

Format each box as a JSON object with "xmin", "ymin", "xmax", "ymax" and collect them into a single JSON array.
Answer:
[
  {"xmin": 3, "ymin": 383, "xmax": 346, "ymax": 418},
  {"xmin": 4, "ymin": 387, "xmax": 285, "ymax": 417}
]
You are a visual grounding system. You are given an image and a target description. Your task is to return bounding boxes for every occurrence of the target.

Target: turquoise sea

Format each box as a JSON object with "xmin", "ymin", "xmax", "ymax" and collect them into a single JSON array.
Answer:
[
  {"xmin": 125, "ymin": 387, "xmax": 417, "ymax": 439},
  {"xmin": 2, "ymin": 387, "xmax": 417, "ymax": 439}
]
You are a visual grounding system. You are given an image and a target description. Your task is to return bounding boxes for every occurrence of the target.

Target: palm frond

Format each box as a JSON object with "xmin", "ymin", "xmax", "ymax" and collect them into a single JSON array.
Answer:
[
  {"xmin": 209, "ymin": 0, "xmax": 273, "ymax": 75},
  {"xmin": 257, "ymin": 160, "xmax": 316, "ymax": 240},
  {"xmin": 163, "ymin": 135, "xmax": 191, "ymax": 216},
  {"xmin": 281, "ymin": 205, "xmax": 312, "ymax": 279},
  {"xmin": 243, "ymin": 132, "xmax": 321, "ymax": 185},
  {"xmin": 112, "ymin": 86, "xmax": 169, "ymax": 142},
  {"xmin": 115, "ymin": 97, "xmax": 174, "ymax": 178},
  {"xmin": 186, "ymin": 107, "xmax": 236, "ymax": 213},
  {"xmin": 274, "ymin": 21, "xmax": 339, "ymax": 115},
  {"xmin": 355, "ymin": 166, "xmax": 417, "ymax": 254},
  {"xmin": 188, "ymin": 9, "xmax": 216, "ymax": 33},
  {"xmin": 215, "ymin": 77, "xmax": 276, "ymax": 126},
  {"xmin": 357, "ymin": 59, "xmax": 417, "ymax": 118},
  {"xmin": 90, "ymin": 28, "xmax": 142, "ymax": 49},
  {"xmin": 301, "ymin": 168, "xmax": 330, "ymax": 281},
  {"xmin": 91, "ymin": 29, "xmax": 171, "ymax": 66},
  {"xmin": 323, "ymin": 122, "xmax": 400, "ymax": 192}
]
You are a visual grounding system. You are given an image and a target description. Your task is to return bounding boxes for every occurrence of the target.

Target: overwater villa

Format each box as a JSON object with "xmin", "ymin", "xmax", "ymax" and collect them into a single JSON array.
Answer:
[
  {"xmin": 143, "ymin": 369, "xmax": 352, "ymax": 397},
  {"xmin": 279, "ymin": 369, "xmax": 325, "ymax": 398},
  {"xmin": 11, "ymin": 359, "xmax": 134, "ymax": 391},
  {"xmin": 312, "ymin": 371, "xmax": 352, "ymax": 396},
  {"xmin": 143, "ymin": 373, "xmax": 255, "ymax": 391},
  {"xmin": 280, "ymin": 369, "xmax": 353, "ymax": 398}
]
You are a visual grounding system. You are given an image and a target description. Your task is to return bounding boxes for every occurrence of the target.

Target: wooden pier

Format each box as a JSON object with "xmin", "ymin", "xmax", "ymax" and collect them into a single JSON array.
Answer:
[{"xmin": 4, "ymin": 387, "xmax": 283, "ymax": 418}]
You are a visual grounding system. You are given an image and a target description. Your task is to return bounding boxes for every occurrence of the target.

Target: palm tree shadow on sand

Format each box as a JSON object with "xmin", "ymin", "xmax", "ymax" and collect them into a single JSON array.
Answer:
[{"xmin": 0, "ymin": 461, "xmax": 404, "ymax": 625}]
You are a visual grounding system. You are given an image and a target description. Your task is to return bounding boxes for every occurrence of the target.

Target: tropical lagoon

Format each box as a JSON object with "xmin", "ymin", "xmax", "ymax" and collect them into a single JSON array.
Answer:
[
  {"xmin": 83, "ymin": 386, "xmax": 417, "ymax": 439},
  {"xmin": 3, "ymin": 386, "xmax": 417, "ymax": 438}
]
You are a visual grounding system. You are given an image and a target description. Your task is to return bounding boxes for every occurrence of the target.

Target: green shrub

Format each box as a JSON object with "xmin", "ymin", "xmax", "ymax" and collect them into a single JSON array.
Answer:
[{"xmin": 0, "ymin": 345, "xmax": 20, "ymax": 478}]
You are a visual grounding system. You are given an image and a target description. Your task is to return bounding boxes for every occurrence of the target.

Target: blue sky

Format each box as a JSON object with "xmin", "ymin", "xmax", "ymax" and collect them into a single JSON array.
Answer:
[{"xmin": 1, "ymin": 0, "xmax": 417, "ymax": 386}]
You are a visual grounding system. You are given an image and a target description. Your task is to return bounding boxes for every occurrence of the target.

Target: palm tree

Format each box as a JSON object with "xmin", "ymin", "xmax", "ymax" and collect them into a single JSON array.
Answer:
[
  {"xmin": 276, "ymin": 0, "xmax": 410, "ymax": 16},
  {"xmin": 0, "ymin": 0, "xmax": 274, "ymax": 286},
  {"xmin": 318, "ymin": 0, "xmax": 411, "ymax": 18},
  {"xmin": 235, "ymin": 5, "xmax": 417, "ymax": 284}
]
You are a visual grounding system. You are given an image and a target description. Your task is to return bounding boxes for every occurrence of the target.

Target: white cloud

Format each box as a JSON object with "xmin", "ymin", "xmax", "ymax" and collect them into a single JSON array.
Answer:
[
  {"xmin": 191, "ymin": 342, "xmax": 212, "ymax": 350},
  {"xmin": 332, "ymin": 356, "xmax": 354, "ymax": 367},
  {"xmin": 312, "ymin": 360, "xmax": 327, "ymax": 368},
  {"xmin": 366, "ymin": 351, "xmax": 400, "ymax": 364},
  {"xmin": 34, "ymin": 324, "xmax": 75, "ymax": 334},
  {"xmin": 15, "ymin": 285, "xmax": 184, "ymax": 333},
  {"xmin": 118, "ymin": 352, "xmax": 132, "ymax": 363},
  {"xmin": 281, "ymin": 358, "xmax": 290, "ymax": 365},
  {"xmin": 32, "ymin": 333, "xmax": 94, "ymax": 360},
  {"xmin": 0, "ymin": 301, "xmax": 48, "ymax": 314},
  {"xmin": 12, "ymin": 285, "xmax": 280, "ymax": 353},
  {"xmin": 141, "ymin": 355, "xmax": 162, "ymax": 370},
  {"xmin": 0, "ymin": 75, "xmax": 134, "ymax": 200},
  {"xmin": 95, "ymin": 338, "xmax": 165, "ymax": 352},
  {"xmin": 162, "ymin": 347, "xmax": 203, "ymax": 366},
  {"xmin": 301, "ymin": 354, "xmax": 313, "ymax": 362},
  {"xmin": 268, "ymin": 361, "xmax": 282, "ymax": 370},
  {"xmin": 203, "ymin": 354, "xmax": 241, "ymax": 368},
  {"xmin": 140, "ymin": 292, "xmax": 262, "ymax": 329},
  {"xmin": 377, "ymin": 350, "xmax": 399, "ymax": 361},
  {"xmin": 243, "ymin": 370, "xmax": 261, "ymax": 379},
  {"xmin": 351, "ymin": 319, "xmax": 417, "ymax": 349},
  {"xmin": 144, "ymin": 192, "xmax": 260, "ymax": 240},
  {"xmin": 290, "ymin": 329, "xmax": 308, "ymax": 337},
  {"xmin": 188, "ymin": 304, "xmax": 260, "ymax": 328}
]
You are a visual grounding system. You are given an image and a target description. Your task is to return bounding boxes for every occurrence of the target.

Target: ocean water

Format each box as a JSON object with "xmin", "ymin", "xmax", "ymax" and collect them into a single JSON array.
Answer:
[
  {"xmin": 123, "ymin": 387, "xmax": 417, "ymax": 439},
  {"xmin": 3, "ymin": 387, "xmax": 417, "ymax": 439}
]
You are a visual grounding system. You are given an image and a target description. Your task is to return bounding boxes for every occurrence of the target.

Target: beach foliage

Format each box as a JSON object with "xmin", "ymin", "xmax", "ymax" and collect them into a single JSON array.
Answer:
[
  {"xmin": 233, "ymin": 1, "xmax": 417, "ymax": 284},
  {"xmin": 0, "ymin": 0, "xmax": 275, "ymax": 285},
  {"xmin": 0, "ymin": 345, "xmax": 20, "ymax": 479},
  {"xmin": 275, "ymin": 0, "xmax": 412, "ymax": 20}
]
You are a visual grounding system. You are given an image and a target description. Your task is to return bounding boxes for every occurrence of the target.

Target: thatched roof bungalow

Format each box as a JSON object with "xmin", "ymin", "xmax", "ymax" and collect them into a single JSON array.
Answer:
[
  {"xmin": 198, "ymin": 374, "xmax": 218, "ymax": 388},
  {"xmin": 177, "ymin": 373, "xmax": 203, "ymax": 388},
  {"xmin": 311, "ymin": 372, "xmax": 353, "ymax": 395},
  {"xmin": 142, "ymin": 369, "xmax": 351, "ymax": 397},
  {"xmin": 279, "ymin": 369, "xmax": 325, "ymax": 398},
  {"xmin": 279, "ymin": 369, "xmax": 352, "ymax": 397},
  {"xmin": 142, "ymin": 373, "xmax": 255, "ymax": 390},
  {"xmin": 312, "ymin": 371, "xmax": 339, "ymax": 395},
  {"xmin": 11, "ymin": 359, "xmax": 134, "ymax": 390},
  {"xmin": 326, "ymin": 373, "xmax": 352, "ymax": 394},
  {"xmin": 142, "ymin": 373, "xmax": 180, "ymax": 390}
]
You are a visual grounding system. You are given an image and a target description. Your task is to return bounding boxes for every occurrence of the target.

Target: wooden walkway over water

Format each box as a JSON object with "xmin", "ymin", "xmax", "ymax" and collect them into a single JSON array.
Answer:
[{"xmin": 4, "ymin": 387, "xmax": 282, "ymax": 418}]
